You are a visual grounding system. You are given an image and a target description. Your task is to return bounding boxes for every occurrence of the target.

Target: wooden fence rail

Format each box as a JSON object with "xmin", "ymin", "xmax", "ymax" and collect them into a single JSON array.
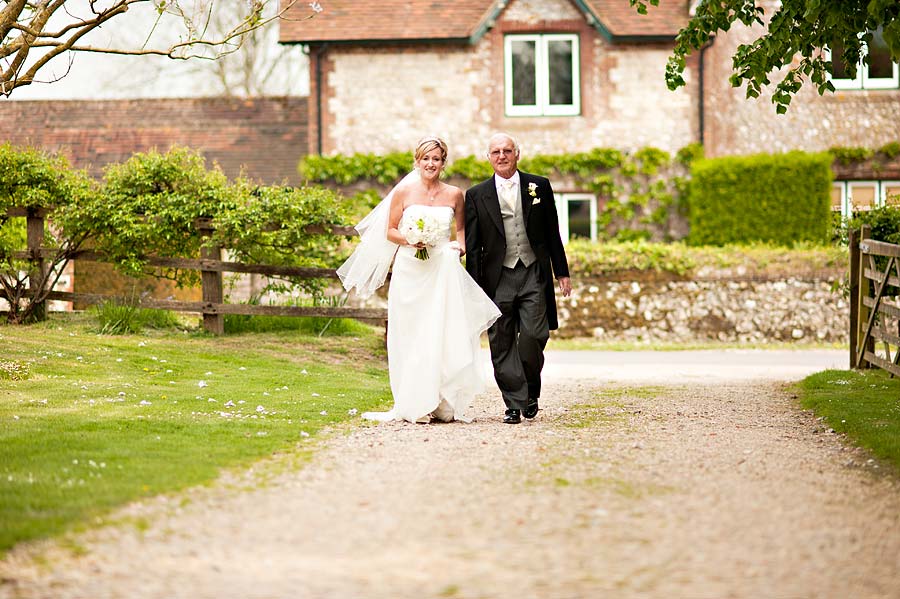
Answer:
[
  {"xmin": 849, "ymin": 224, "xmax": 900, "ymax": 376},
  {"xmin": 2, "ymin": 207, "xmax": 385, "ymax": 334}
]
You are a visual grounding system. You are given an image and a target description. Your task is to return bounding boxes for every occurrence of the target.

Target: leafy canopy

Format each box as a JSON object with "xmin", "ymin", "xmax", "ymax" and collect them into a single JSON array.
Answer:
[{"xmin": 631, "ymin": 0, "xmax": 900, "ymax": 113}]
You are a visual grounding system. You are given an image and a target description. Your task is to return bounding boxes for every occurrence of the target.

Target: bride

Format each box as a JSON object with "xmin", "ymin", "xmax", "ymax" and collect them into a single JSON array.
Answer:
[{"xmin": 337, "ymin": 136, "xmax": 500, "ymax": 423}]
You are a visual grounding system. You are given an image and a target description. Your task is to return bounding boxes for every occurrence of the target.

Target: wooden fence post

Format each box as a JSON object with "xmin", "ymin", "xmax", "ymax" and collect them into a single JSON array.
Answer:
[
  {"xmin": 857, "ymin": 225, "xmax": 873, "ymax": 369},
  {"xmin": 197, "ymin": 218, "xmax": 224, "ymax": 335},
  {"xmin": 26, "ymin": 208, "xmax": 48, "ymax": 321},
  {"xmin": 849, "ymin": 227, "xmax": 859, "ymax": 369}
]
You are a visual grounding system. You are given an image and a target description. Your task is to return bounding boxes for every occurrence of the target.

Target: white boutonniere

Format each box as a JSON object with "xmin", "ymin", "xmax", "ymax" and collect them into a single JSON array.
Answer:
[{"xmin": 528, "ymin": 182, "xmax": 538, "ymax": 197}]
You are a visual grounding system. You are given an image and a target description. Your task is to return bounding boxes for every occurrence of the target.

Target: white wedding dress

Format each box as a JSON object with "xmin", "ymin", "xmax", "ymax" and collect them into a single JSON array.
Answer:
[{"xmin": 363, "ymin": 204, "xmax": 501, "ymax": 423}]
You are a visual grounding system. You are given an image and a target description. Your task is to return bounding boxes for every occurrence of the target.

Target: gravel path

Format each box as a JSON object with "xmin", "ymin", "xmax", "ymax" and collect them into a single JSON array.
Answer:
[{"xmin": 2, "ymin": 358, "xmax": 900, "ymax": 598}]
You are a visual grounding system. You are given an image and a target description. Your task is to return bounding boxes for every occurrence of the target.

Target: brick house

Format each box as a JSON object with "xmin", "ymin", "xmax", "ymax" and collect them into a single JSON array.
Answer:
[{"xmin": 281, "ymin": 0, "xmax": 900, "ymax": 230}]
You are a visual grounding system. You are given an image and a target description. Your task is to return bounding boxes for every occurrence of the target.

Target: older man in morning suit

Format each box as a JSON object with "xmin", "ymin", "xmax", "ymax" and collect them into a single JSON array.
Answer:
[{"xmin": 464, "ymin": 133, "xmax": 572, "ymax": 424}]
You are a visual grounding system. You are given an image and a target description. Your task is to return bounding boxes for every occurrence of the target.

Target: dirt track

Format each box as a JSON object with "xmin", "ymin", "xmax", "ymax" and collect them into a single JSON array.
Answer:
[{"xmin": 2, "ymin": 373, "xmax": 900, "ymax": 598}]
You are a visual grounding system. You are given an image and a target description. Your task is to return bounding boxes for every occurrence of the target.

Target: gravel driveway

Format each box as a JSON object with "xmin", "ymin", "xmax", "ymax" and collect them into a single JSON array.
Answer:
[{"xmin": 2, "ymin": 350, "xmax": 899, "ymax": 598}]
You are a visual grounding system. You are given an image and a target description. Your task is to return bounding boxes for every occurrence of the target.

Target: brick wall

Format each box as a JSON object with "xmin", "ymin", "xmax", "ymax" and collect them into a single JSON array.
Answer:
[
  {"xmin": 313, "ymin": 0, "xmax": 697, "ymax": 159},
  {"xmin": 0, "ymin": 96, "xmax": 309, "ymax": 184}
]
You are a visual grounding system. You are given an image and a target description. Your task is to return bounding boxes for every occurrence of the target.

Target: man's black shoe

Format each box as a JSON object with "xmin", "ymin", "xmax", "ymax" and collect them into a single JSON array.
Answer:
[
  {"xmin": 523, "ymin": 399, "xmax": 539, "ymax": 419},
  {"xmin": 503, "ymin": 409, "xmax": 521, "ymax": 424}
]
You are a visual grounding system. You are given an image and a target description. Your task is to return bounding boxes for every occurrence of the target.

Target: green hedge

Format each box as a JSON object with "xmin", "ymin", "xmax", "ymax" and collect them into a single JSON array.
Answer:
[{"xmin": 688, "ymin": 151, "xmax": 832, "ymax": 246}]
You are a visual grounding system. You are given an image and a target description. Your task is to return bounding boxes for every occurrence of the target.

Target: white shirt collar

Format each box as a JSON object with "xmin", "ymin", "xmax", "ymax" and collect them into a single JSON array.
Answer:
[{"xmin": 495, "ymin": 171, "xmax": 520, "ymax": 192}]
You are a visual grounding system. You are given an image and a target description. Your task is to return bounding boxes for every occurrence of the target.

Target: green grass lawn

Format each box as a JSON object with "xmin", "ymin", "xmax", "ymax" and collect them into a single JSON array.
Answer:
[
  {"xmin": 0, "ymin": 313, "xmax": 390, "ymax": 554},
  {"xmin": 797, "ymin": 368, "xmax": 900, "ymax": 472}
]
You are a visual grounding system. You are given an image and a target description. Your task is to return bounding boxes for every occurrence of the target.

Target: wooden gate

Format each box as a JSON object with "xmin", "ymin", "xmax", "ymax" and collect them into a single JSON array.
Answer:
[{"xmin": 849, "ymin": 224, "xmax": 900, "ymax": 375}]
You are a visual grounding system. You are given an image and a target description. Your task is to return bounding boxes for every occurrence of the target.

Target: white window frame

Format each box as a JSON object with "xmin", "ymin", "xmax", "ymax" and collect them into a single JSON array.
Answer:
[
  {"xmin": 504, "ymin": 33, "xmax": 580, "ymax": 117},
  {"xmin": 880, "ymin": 180, "xmax": 900, "ymax": 205},
  {"xmin": 848, "ymin": 180, "xmax": 880, "ymax": 212},
  {"xmin": 835, "ymin": 181, "xmax": 900, "ymax": 217},
  {"xmin": 827, "ymin": 34, "xmax": 899, "ymax": 90},
  {"xmin": 832, "ymin": 181, "xmax": 849, "ymax": 217},
  {"xmin": 556, "ymin": 193, "xmax": 597, "ymax": 243}
]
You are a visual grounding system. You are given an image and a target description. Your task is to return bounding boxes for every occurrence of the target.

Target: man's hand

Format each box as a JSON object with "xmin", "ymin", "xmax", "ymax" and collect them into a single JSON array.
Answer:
[{"xmin": 558, "ymin": 277, "xmax": 572, "ymax": 297}]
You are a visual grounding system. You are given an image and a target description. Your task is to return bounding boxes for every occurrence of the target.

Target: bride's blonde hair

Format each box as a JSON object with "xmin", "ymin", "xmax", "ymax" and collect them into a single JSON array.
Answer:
[{"xmin": 414, "ymin": 136, "xmax": 448, "ymax": 163}]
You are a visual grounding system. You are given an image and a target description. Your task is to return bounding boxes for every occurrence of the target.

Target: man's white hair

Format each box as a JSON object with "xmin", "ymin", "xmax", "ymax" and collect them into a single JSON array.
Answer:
[{"xmin": 487, "ymin": 132, "xmax": 520, "ymax": 157}]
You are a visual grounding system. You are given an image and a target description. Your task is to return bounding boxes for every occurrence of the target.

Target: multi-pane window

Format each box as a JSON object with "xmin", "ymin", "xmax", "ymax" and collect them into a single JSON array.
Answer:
[
  {"xmin": 829, "ymin": 27, "xmax": 899, "ymax": 90},
  {"xmin": 556, "ymin": 193, "xmax": 596, "ymax": 242},
  {"xmin": 832, "ymin": 181, "xmax": 900, "ymax": 217},
  {"xmin": 505, "ymin": 34, "xmax": 580, "ymax": 116}
]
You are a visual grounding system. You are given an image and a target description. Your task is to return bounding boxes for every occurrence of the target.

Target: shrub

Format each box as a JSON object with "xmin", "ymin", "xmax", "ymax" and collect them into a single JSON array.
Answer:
[{"xmin": 688, "ymin": 151, "xmax": 832, "ymax": 246}]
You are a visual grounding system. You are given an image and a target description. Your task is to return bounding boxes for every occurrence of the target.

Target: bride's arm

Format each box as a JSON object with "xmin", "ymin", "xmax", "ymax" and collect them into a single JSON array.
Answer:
[
  {"xmin": 453, "ymin": 188, "xmax": 466, "ymax": 257},
  {"xmin": 386, "ymin": 188, "xmax": 410, "ymax": 246},
  {"xmin": 387, "ymin": 187, "xmax": 424, "ymax": 248}
]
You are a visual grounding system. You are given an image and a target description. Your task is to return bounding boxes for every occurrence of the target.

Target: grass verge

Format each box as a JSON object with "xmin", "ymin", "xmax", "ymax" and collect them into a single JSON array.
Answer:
[
  {"xmin": 796, "ymin": 368, "xmax": 900, "ymax": 472},
  {"xmin": 0, "ymin": 313, "xmax": 389, "ymax": 554}
]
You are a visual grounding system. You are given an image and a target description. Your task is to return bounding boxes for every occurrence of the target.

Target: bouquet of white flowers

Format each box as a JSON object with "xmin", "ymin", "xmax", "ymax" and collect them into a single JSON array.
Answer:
[{"xmin": 399, "ymin": 212, "xmax": 444, "ymax": 260}]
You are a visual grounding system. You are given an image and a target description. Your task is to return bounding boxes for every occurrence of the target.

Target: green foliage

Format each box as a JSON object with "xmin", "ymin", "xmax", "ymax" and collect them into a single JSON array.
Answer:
[
  {"xmin": 565, "ymin": 239, "xmax": 696, "ymax": 276},
  {"xmin": 520, "ymin": 147, "xmax": 625, "ymax": 178},
  {"xmin": 632, "ymin": 0, "xmax": 900, "ymax": 113},
  {"xmin": 299, "ymin": 145, "xmax": 690, "ymax": 242},
  {"xmin": 0, "ymin": 144, "xmax": 91, "ymax": 211},
  {"xmin": 688, "ymin": 151, "xmax": 833, "ymax": 246},
  {"xmin": 82, "ymin": 147, "xmax": 235, "ymax": 285},
  {"xmin": 798, "ymin": 368, "xmax": 900, "ymax": 473},
  {"xmin": 211, "ymin": 184, "xmax": 348, "ymax": 297},
  {"xmin": 446, "ymin": 155, "xmax": 494, "ymax": 181},
  {"xmin": 675, "ymin": 143, "xmax": 704, "ymax": 166},
  {"xmin": 298, "ymin": 151, "xmax": 413, "ymax": 185},
  {"xmin": 879, "ymin": 141, "xmax": 900, "ymax": 159},
  {"xmin": 829, "ymin": 146, "xmax": 875, "ymax": 166},
  {"xmin": 0, "ymin": 144, "xmax": 97, "ymax": 323},
  {"xmin": 848, "ymin": 205, "xmax": 900, "ymax": 244},
  {"xmin": 2, "ymin": 144, "xmax": 355, "ymax": 323},
  {"xmin": 91, "ymin": 300, "xmax": 181, "ymax": 335},
  {"xmin": 565, "ymin": 238, "xmax": 846, "ymax": 278}
]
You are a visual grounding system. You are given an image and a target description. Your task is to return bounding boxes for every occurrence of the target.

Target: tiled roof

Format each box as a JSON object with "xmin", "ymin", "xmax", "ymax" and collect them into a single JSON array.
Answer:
[
  {"xmin": 279, "ymin": 0, "xmax": 497, "ymax": 43},
  {"xmin": 583, "ymin": 0, "xmax": 690, "ymax": 38},
  {"xmin": 279, "ymin": 0, "xmax": 689, "ymax": 44}
]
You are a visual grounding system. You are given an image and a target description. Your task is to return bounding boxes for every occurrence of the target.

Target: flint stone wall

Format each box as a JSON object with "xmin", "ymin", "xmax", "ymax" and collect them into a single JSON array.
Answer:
[{"xmin": 556, "ymin": 273, "xmax": 847, "ymax": 343}]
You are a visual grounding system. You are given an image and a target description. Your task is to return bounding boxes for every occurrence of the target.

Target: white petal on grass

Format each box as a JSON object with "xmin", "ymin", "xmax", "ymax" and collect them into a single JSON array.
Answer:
[
  {"xmin": 205, "ymin": 371, "xmax": 213, "ymax": 376},
  {"xmin": 198, "ymin": 381, "xmax": 208, "ymax": 388},
  {"xmin": 138, "ymin": 341, "xmax": 146, "ymax": 347},
  {"xmin": 13, "ymin": 415, "xmax": 19, "ymax": 420},
  {"xmin": 224, "ymin": 400, "xmax": 235, "ymax": 407},
  {"xmin": 311, "ymin": 393, "xmax": 321, "ymax": 397},
  {"xmin": 348, "ymin": 408, "xmax": 358, "ymax": 415},
  {"xmin": 300, "ymin": 431, "xmax": 310, "ymax": 437},
  {"xmin": 301, "ymin": 369, "xmax": 309, "ymax": 375},
  {"xmin": 256, "ymin": 405, "xmax": 266, "ymax": 413},
  {"xmin": 116, "ymin": 358, "xmax": 123, "ymax": 362},
  {"xmin": 140, "ymin": 400, "xmax": 152, "ymax": 406},
  {"xmin": 319, "ymin": 410, "xmax": 327, "ymax": 416},
  {"xmin": 238, "ymin": 367, "xmax": 247, "ymax": 371}
]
